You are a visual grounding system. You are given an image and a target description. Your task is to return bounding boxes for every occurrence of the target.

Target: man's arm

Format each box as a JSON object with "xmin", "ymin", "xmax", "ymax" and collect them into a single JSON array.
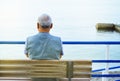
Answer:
[
  {"xmin": 60, "ymin": 50, "xmax": 63, "ymax": 59},
  {"xmin": 59, "ymin": 38, "xmax": 63, "ymax": 59},
  {"xmin": 60, "ymin": 54, "xmax": 63, "ymax": 58},
  {"xmin": 24, "ymin": 38, "xmax": 29, "ymax": 58},
  {"xmin": 26, "ymin": 53, "xmax": 29, "ymax": 57}
]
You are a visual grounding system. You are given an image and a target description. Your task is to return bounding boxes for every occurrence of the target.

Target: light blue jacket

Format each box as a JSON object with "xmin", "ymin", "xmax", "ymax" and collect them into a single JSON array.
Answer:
[{"xmin": 24, "ymin": 32, "xmax": 63, "ymax": 60}]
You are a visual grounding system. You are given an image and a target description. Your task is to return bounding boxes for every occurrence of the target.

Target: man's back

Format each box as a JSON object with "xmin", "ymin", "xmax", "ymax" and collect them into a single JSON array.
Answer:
[{"xmin": 25, "ymin": 32, "xmax": 63, "ymax": 60}]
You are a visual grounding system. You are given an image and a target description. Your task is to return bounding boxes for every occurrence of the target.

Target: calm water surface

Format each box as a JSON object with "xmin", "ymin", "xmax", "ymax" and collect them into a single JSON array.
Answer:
[{"xmin": 0, "ymin": 0, "xmax": 120, "ymax": 70}]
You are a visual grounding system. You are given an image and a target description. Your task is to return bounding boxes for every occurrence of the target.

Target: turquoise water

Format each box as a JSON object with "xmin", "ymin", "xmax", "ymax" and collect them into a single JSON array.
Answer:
[{"xmin": 0, "ymin": 0, "xmax": 120, "ymax": 70}]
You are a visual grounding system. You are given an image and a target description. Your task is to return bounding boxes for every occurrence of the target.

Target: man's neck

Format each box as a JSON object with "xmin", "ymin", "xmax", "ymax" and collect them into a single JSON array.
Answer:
[{"xmin": 38, "ymin": 28, "xmax": 50, "ymax": 33}]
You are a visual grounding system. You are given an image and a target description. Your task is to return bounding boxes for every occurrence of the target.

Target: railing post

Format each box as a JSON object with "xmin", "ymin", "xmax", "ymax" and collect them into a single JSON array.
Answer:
[
  {"xmin": 67, "ymin": 61, "xmax": 73, "ymax": 81},
  {"xmin": 102, "ymin": 45, "xmax": 110, "ymax": 81},
  {"xmin": 106, "ymin": 45, "xmax": 110, "ymax": 74}
]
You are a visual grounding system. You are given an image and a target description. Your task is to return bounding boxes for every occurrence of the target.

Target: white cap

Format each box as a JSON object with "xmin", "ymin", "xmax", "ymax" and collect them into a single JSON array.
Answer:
[{"xmin": 38, "ymin": 14, "xmax": 52, "ymax": 28}]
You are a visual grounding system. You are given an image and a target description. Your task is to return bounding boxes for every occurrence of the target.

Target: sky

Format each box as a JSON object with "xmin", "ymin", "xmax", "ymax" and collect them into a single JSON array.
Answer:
[
  {"xmin": 0, "ymin": 0, "xmax": 120, "ymax": 41},
  {"xmin": 0, "ymin": 0, "xmax": 120, "ymax": 61}
]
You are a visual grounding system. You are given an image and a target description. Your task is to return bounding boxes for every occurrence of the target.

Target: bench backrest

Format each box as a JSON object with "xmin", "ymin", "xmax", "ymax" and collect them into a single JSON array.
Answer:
[{"xmin": 0, "ymin": 60, "xmax": 92, "ymax": 79}]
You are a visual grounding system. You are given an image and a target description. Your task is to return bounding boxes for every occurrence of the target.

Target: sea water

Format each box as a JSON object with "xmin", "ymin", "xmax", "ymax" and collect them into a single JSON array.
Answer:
[{"xmin": 0, "ymin": 0, "xmax": 120, "ymax": 71}]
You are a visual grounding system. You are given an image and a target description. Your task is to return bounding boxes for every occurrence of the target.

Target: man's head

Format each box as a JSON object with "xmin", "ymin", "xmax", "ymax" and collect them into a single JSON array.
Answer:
[{"xmin": 37, "ymin": 14, "xmax": 53, "ymax": 32}]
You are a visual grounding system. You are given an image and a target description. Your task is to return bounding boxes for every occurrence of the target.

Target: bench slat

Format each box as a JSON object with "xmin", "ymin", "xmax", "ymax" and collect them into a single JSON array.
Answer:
[
  {"xmin": 73, "ymin": 60, "xmax": 92, "ymax": 65},
  {"xmin": 0, "ymin": 66, "xmax": 30, "ymax": 71},
  {"xmin": 74, "ymin": 67, "xmax": 92, "ymax": 72},
  {"xmin": 31, "ymin": 67, "xmax": 66, "ymax": 71},
  {"xmin": 0, "ymin": 72, "xmax": 66, "ymax": 78},
  {"xmin": 30, "ymin": 73, "xmax": 66, "ymax": 78},
  {"xmin": 0, "ymin": 60, "xmax": 66, "ymax": 65},
  {"xmin": 0, "ymin": 60, "xmax": 30, "ymax": 64},
  {"xmin": 73, "ymin": 73, "xmax": 91, "ymax": 78},
  {"xmin": 0, "ymin": 72, "xmax": 28, "ymax": 77}
]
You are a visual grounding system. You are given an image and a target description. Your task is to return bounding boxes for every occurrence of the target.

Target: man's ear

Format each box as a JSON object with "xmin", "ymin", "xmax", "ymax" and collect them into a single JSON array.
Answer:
[{"xmin": 50, "ymin": 23, "xmax": 53, "ymax": 29}]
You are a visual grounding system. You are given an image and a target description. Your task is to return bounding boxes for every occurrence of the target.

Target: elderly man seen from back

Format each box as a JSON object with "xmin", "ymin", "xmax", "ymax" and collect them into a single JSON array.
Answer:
[{"xmin": 24, "ymin": 14, "xmax": 63, "ymax": 81}]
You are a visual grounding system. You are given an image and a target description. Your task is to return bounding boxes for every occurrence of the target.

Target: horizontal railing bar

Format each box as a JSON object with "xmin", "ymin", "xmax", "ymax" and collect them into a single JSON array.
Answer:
[
  {"xmin": 0, "ymin": 41, "xmax": 120, "ymax": 45},
  {"xmin": 63, "ymin": 41, "xmax": 120, "ymax": 45},
  {"xmin": 92, "ymin": 60, "xmax": 120, "ymax": 63},
  {"xmin": 92, "ymin": 74, "xmax": 120, "ymax": 77},
  {"xmin": 0, "ymin": 41, "xmax": 25, "ymax": 44}
]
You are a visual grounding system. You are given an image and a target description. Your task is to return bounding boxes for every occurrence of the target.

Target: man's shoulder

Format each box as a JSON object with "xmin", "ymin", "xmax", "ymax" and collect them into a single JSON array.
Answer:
[
  {"xmin": 27, "ymin": 34, "xmax": 38, "ymax": 40},
  {"xmin": 50, "ymin": 35, "xmax": 61, "ymax": 41},
  {"xmin": 27, "ymin": 33, "xmax": 61, "ymax": 42}
]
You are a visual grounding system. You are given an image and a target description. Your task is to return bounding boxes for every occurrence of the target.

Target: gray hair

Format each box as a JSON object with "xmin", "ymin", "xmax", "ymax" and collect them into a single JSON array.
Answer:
[{"xmin": 38, "ymin": 14, "xmax": 52, "ymax": 28}]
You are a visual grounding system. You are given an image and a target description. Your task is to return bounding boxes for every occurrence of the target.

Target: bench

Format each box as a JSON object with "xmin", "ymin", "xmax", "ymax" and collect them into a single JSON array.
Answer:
[{"xmin": 0, "ymin": 60, "xmax": 92, "ymax": 81}]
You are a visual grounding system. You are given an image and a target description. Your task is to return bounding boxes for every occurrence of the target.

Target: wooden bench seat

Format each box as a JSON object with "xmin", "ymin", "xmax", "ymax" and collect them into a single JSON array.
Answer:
[{"xmin": 0, "ymin": 60, "xmax": 92, "ymax": 81}]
